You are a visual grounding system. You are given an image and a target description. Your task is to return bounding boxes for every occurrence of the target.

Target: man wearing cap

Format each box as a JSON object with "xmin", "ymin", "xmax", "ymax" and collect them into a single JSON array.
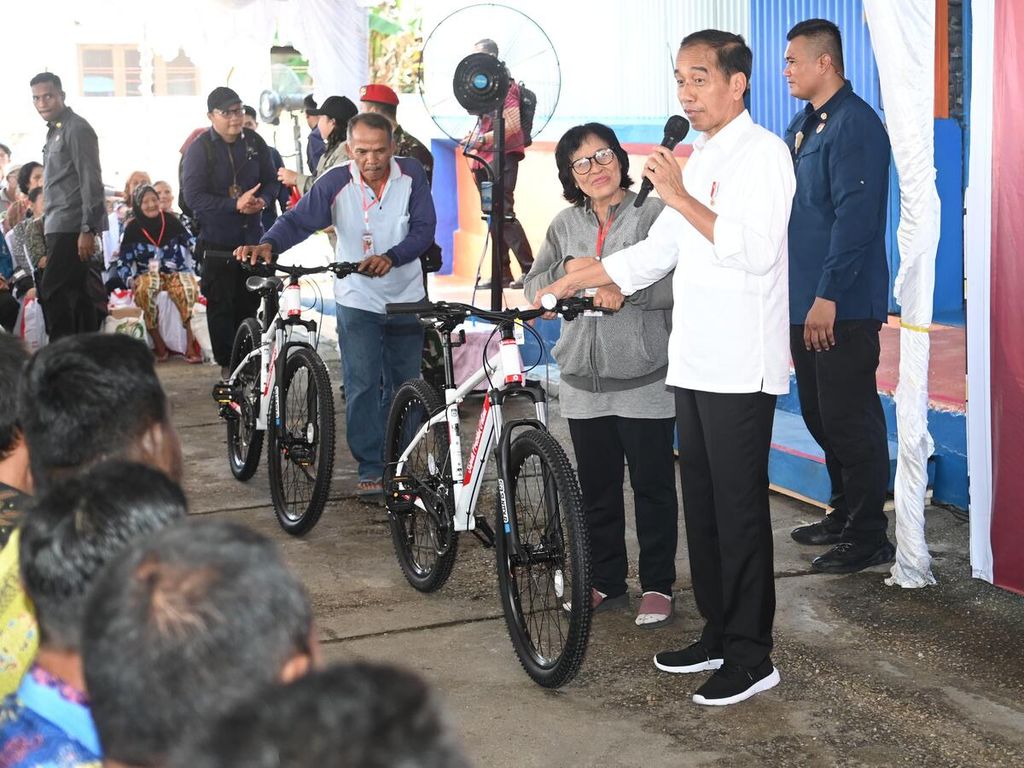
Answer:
[
  {"xmin": 29, "ymin": 72, "xmax": 106, "ymax": 338},
  {"xmin": 236, "ymin": 112, "xmax": 435, "ymax": 499},
  {"xmin": 360, "ymin": 84, "xmax": 433, "ymax": 185},
  {"xmin": 280, "ymin": 96, "xmax": 358, "ymax": 195},
  {"xmin": 182, "ymin": 86, "xmax": 279, "ymax": 377},
  {"xmin": 304, "ymin": 95, "xmax": 327, "ymax": 173}
]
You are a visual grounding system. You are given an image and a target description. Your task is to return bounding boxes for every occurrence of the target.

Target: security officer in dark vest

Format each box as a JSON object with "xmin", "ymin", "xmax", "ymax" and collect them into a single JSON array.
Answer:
[
  {"xmin": 182, "ymin": 87, "xmax": 280, "ymax": 377},
  {"xmin": 783, "ymin": 19, "xmax": 894, "ymax": 573}
]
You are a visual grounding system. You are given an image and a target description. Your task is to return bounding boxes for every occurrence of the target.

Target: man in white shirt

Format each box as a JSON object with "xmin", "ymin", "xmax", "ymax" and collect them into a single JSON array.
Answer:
[{"xmin": 537, "ymin": 29, "xmax": 795, "ymax": 706}]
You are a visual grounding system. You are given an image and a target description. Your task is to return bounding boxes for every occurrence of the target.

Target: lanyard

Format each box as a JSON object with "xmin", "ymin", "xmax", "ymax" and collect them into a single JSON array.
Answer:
[
  {"xmin": 141, "ymin": 213, "xmax": 166, "ymax": 248},
  {"xmin": 595, "ymin": 208, "xmax": 616, "ymax": 258},
  {"xmin": 358, "ymin": 173, "xmax": 388, "ymax": 231}
]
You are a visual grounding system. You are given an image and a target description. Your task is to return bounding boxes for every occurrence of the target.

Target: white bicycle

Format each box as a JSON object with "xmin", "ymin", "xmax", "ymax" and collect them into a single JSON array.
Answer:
[
  {"xmin": 383, "ymin": 294, "xmax": 598, "ymax": 688},
  {"xmin": 212, "ymin": 257, "xmax": 358, "ymax": 535}
]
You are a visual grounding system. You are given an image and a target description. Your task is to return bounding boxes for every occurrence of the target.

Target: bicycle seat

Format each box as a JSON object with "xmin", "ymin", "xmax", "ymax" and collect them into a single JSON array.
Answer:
[{"xmin": 246, "ymin": 275, "xmax": 284, "ymax": 294}]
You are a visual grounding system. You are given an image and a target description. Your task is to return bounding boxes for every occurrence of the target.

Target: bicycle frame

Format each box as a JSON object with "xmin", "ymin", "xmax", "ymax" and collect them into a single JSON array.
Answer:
[
  {"xmin": 394, "ymin": 321, "xmax": 548, "ymax": 535},
  {"xmin": 225, "ymin": 277, "xmax": 318, "ymax": 432}
]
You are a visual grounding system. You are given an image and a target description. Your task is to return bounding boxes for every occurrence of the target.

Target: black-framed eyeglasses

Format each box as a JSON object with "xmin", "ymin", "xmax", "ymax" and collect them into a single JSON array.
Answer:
[
  {"xmin": 215, "ymin": 107, "xmax": 244, "ymax": 119},
  {"xmin": 570, "ymin": 147, "xmax": 616, "ymax": 175}
]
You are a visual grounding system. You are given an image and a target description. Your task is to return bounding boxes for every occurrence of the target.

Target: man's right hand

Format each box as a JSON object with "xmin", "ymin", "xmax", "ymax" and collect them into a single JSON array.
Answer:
[
  {"xmin": 235, "ymin": 184, "xmax": 265, "ymax": 215},
  {"xmin": 234, "ymin": 243, "xmax": 274, "ymax": 265}
]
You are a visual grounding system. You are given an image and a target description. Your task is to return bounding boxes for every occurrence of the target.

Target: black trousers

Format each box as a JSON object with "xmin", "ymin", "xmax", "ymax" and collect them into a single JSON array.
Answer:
[
  {"xmin": 789, "ymin": 322, "xmax": 889, "ymax": 544},
  {"xmin": 0, "ymin": 290, "xmax": 18, "ymax": 333},
  {"xmin": 675, "ymin": 388, "xmax": 776, "ymax": 669},
  {"xmin": 567, "ymin": 416, "xmax": 678, "ymax": 597},
  {"xmin": 39, "ymin": 233, "xmax": 100, "ymax": 339},
  {"xmin": 473, "ymin": 156, "xmax": 533, "ymax": 276},
  {"xmin": 199, "ymin": 242, "xmax": 260, "ymax": 367}
]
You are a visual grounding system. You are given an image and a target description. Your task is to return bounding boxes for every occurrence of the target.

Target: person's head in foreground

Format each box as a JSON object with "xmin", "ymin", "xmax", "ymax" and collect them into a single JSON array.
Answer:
[
  {"xmin": 169, "ymin": 662, "xmax": 470, "ymax": 768},
  {"xmin": 18, "ymin": 333, "xmax": 182, "ymax": 492},
  {"xmin": 82, "ymin": 519, "xmax": 317, "ymax": 768},
  {"xmin": 0, "ymin": 334, "xmax": 31, "ymax": 498},
  {"xmin": 20, "ymin": 460, "xmax": 188, "ymax": 657}
]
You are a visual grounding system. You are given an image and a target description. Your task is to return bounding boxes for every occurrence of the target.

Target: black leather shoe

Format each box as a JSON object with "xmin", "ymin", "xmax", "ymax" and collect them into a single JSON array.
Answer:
[
  {"xmin": 811, "ymin": 539, "xmax": 896, "ymax": 574},
  {"xmin": 791, "ymin": 514, "xmax": 846, "ymax": 546}
]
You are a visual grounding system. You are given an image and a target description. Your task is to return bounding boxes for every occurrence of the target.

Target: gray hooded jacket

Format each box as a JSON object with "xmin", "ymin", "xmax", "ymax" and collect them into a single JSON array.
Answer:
[{"xmin": 524, "ymin": 190, "xmax": 673, "ymax": 395}]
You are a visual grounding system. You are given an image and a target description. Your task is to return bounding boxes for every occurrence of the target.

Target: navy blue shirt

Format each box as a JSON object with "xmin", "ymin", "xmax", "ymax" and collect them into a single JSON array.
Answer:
[
  {"xmin": 785, "ymin": 81, "xmax": 891, "ymax": 323},
  {"xmin": 181, "ymin": 128, "xmax": 279, "ymax": 247},
  {"xmin": 306, "ymin": 127, "xmax": 326, "ymax": 175}
]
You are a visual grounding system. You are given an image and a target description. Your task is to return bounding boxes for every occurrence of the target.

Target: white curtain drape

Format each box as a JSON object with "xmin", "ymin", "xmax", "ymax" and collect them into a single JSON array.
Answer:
[
  {"xmin": 289, "ymin": 0, "xmax": 370, "ymax": 104},
  {"xmin": 862, "ymin": 0, "xmax": 939, "ymax": 588},
  {"xmin": 964, "ymin": 0, "xmax": 995, "ymax": 584}
]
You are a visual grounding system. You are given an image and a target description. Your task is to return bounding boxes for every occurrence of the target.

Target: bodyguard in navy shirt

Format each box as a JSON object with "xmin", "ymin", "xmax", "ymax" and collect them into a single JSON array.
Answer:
[{"xmin": 782, "ymin": 20, "xmax": 894, "ymax": 574}]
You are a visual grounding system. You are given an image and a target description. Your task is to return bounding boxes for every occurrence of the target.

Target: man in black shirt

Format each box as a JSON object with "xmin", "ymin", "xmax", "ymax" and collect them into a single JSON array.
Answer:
[
  {"xmin": 182, "ymin": 87, "xmax": 279, "ymax": 376},
  {"xmin": 30, "ymin": 72, "xmax": 106, "ymax": 338}
]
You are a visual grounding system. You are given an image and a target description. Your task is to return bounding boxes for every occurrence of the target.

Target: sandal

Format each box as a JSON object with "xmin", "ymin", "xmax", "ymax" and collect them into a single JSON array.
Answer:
[
  {"xmin": 635, "ymin": 591, "xmax": 674, "ymax": 628},
  {"xmin": 356, "ymin": 480, "xmax": 384, "ymax": 503},
  {"xmin": 563, "ymin": 587, "xmax": 628, "ymax": 613}
]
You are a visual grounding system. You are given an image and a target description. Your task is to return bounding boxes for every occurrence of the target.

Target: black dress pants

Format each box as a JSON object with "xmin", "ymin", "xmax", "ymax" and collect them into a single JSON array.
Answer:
[
  {"xmin": 789, "ymin": 321, "xmax": 890, "ymax": 544},
  {"xmin": 0, "ymin": 290, "xmax": 18, "ymax": 333},
  {"xmin": 675, "ymin": 388, "xmax": 776, "ymax": 669},
  {"xmin": 567, "ymin": 416, "xmax": 678, "ymax": 597},
  {"xmin": 39, "ymin": 233, "xmax": 100, "ymax": 339},
  {"xmin": 199, "ymin": 242, "xmax": 260, "ymax": 367},
  {"xmin": 473, "ymin": 156, "xmax": 533, "ymax": 277}
]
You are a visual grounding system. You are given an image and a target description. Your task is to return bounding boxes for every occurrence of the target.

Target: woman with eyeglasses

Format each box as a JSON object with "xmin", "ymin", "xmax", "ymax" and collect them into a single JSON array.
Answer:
[{"xmin": 523, "ymin": 123, "xmax": 678, "ymax": 629}]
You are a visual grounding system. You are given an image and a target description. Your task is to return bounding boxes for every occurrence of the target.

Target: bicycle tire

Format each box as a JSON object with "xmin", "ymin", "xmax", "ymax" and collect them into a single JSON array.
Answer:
[
  {"xmin": 384, "ymin": 379, "xmax": 459, "ymax": 592},
  {"xmin": 226, "ymin": 318, "xmax": 264, "ymax": 481},
  {"xmin": 267, "ymin": 346, "xmax": 336, "ymax": 535},
  {"xmin": 496, "ymin": 428, "xmax": 592, "ymax": 688}
]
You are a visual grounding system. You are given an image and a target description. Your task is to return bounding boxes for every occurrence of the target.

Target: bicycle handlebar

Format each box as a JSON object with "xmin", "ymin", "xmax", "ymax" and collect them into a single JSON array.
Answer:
[
  {"xmin": 386, "ymin": 294, "xmax": 603, "ymax": 324},
  {"xmin": 238, "ymin": 259, "xmax": 361, "ymax": 279}
]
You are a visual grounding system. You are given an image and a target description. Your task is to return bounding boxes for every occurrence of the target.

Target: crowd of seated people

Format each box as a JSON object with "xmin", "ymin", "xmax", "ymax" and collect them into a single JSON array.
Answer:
[{"xmin": 0, "ymin": 333, "xmax": 470, "ymax": 767}]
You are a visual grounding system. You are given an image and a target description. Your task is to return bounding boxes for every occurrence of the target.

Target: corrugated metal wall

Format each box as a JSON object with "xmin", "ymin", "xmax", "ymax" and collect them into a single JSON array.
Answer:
[{"xmin": 748, "ymin": 0, "xmax": 882, "ymax": 137}]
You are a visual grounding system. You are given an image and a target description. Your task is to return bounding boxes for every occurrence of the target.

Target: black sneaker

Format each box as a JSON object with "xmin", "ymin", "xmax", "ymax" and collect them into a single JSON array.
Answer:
[
  {"xmin": 653, "ymin": 641, "xmax": 723, "ymax": 674},
  {"xmin": 692, "ymin": 661, "xmax": 780, "ymax": 706},
  {"xmin": 811, "ymin": 539, "xmax": 896, "ymax": 574},
  {"xmin": 791, "ymin": 513, "xmax": 845, "ymax": 546}
]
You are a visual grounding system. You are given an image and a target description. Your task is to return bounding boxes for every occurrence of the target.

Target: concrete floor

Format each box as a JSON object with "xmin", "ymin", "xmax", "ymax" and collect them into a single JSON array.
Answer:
[{"xmin": 164, "ymin": 355, "xmax": 1024, "ymax": 768}]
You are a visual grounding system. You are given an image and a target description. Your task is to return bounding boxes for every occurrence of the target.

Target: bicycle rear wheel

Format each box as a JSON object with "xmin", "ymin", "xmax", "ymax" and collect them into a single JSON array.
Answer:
[
  {"xmin": 496, "ymin": 428, "xmax": 591, "ymax": 688},
  {"xmin": 384, "ymin": 379, "xmax": 458, "ymax": 592},
  {"xmin": 226, "ymin": 318, "xmax": 264, "ymax": 480},
  {"xmin": 267, "ymin": 347, "xmax": 336, "ymax": 535}
]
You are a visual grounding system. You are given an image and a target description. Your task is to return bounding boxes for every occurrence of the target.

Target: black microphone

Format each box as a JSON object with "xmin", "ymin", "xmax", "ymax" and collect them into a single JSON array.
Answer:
[{"xmin": 633, "ymin": 115, "xmax": 690, "ymax": 208}]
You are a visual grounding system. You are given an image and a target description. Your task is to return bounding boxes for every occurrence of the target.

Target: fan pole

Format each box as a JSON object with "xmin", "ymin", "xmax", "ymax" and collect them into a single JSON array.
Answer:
[{"xmin": 490, "ymin": 108, "xmax": 506, "ymax": 311}]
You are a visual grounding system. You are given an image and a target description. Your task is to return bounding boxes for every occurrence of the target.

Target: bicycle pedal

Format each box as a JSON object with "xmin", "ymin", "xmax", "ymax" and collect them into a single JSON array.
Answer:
[
  {"xmin": 211, "ymin": 382, "xmax": 236, "ymax": 405},
  {"xmin": 386, "ymin": 491, "xmax": 418, "ymax": 515}
]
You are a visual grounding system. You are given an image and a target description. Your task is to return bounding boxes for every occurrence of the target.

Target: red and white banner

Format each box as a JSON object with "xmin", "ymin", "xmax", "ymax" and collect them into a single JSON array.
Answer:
[{"xmin": 967, "ymin": 0, "xmax": 1024, "ymax": 595}]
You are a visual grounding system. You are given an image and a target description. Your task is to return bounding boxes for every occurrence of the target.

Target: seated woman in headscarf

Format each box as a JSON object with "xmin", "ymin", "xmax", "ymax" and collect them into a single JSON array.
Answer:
[{"xmin": 115, "ymin": 185, "xmax": 201, "ymax": 363}]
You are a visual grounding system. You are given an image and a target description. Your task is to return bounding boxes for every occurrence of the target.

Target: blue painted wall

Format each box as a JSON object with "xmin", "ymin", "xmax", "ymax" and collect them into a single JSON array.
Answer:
[
  {"xmin": 777, "ymin": 375, "xmax": 967, "ymax": 509},
  {"xmin": 748, "ymin": 0, "xmax": 882, "ymax": 135},
  {"xmin": 430, "ymin": 138, "xmax": 459, "ymax": 275}
]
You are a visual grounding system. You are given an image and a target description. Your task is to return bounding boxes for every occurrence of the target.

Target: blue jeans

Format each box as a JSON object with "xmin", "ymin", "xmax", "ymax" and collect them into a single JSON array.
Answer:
[{"xmin": 336, "ymin": 304, "xmax": 424, "ymax": 482}]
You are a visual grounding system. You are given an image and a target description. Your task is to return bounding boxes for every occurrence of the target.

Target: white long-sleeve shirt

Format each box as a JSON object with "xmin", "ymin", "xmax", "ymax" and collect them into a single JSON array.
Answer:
[{"xmin": 602, "ymin": 110, "xmax": 795, "ymax": 395}]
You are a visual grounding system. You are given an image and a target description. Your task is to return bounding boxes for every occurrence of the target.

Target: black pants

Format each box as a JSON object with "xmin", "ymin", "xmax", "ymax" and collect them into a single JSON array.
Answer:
[
  {"xmin": 0, "ymin": 290, "xmax": 18, "ymax": 333},
  {"xmin": 473, "ymin": 156, "xmax": 533, "ymax": 277},
  {"xmin": 790, "ymin": 322, "xmax": 889, "ymax": 544},
  {"xmin": 567, "ymin": 416, "xmax": 678, "ymax": 597},
  {"xmin": 675, "ymin": 388, "xmax": 776, "ymax": 669},
  {"xmin": 199, "ymin": 242, "xmax": 260, "ymax": 367},
  {"xmin": 39, "ymin": 233, "xmax": 100, "ymax": 339}
]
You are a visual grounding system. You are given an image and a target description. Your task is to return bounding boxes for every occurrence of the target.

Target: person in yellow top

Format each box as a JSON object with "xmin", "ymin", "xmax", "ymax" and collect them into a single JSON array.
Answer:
[{"xmin": 0, "ymin": 335, "xmax": 35, "ymax": 697}]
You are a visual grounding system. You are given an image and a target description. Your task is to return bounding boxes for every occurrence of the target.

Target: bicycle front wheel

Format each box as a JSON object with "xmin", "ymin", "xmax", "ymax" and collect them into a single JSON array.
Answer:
[
  {"xmin": 267, "ymin": 347, "xmax": 336, "ymax": 535},
  {"xmin": 226, "ymin": 318, "xmax": 264, "ymax": 480},
  {"xmin": 384, "ymin": 379, "xmax": 458, "ymax": 593},
  {"xmin": 496, "ymin": 428, "xmax": 592, "ymax": 688}
]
